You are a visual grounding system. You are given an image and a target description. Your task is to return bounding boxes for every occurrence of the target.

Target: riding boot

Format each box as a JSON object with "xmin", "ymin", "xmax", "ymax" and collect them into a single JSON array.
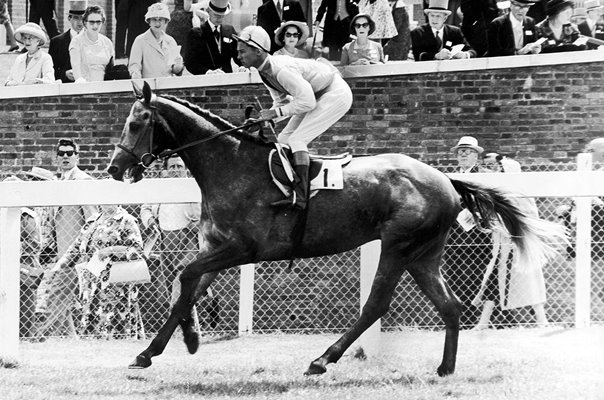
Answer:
[{"xmin": 271, "ymin": 150, "xmax": 310, "ymax": 210}]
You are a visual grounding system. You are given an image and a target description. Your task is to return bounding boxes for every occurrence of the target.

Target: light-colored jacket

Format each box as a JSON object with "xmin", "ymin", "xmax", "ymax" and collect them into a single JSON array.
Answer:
[
  {"xmin": 5, "ymin": 50, "xmax": 55, "ymax": 86},
  {"xmin": 128, "ymin": 29, "xmax": 181, "ymax": 79}
]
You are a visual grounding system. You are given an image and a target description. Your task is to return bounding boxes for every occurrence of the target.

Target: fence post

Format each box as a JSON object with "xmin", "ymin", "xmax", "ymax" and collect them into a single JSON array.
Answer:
[
  {"xmin": 359, "ymin": 240, "xmax": 381, "ymax": 356},
  {"xmin": 0, "ymin": 208, "xmax": 21, "ymax": 361},
  {"xmin": 574, "ymin": 153, "xmax": 592, "ymax": 328},
  {"xmin": 238, "ymin": 263, "xmax": 255, "ymax": 335}
]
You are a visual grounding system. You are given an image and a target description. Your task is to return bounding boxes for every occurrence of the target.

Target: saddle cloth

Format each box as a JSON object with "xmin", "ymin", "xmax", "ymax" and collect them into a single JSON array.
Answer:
[{"xmin": 268, "ymin": 144, "xmax": 352, "ymax": 197}]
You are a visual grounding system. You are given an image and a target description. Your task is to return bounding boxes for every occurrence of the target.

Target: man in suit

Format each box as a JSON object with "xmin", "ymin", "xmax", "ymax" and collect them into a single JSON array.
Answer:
[
  {"xmin": 257, "ymin": 0, "xmax": 306, "ymax": 53},
  {"xmin": 48, "ymin": 0, "xmax": 86, "ymax": 83},
  {"xmin": 460, "ymin": 0, "xmax": 499, "ymax": 57},
  {"xmin": 184, "ymin": 0, "xmax": 241, "ymax": 74},
  {"xmin": 487, "ymin": 0, "xmax": 541, "ymax": 57},
  {"xmin": 315, "ymin": 0, "xmax": 359, "ymax": 60},
  {"xmin": 36, "ymin": 139, "xmax": 98, "ymax": 340},
  {"xmin": 28, "ymin": 0, "xmax": 60, "ymax": 40},
  {"xmin": 410, "ymin": 0, "xmax": 476, "ymax": 61},
  {"xmin": 578, "ymin": 0, "xmax": 604, "ymax": 49}
]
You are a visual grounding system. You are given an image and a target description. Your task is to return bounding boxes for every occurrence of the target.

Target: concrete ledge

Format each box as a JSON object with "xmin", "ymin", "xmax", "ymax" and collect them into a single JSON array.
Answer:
[{"xmin": 1, "ymin": 50, "xmax": 604, "ymax": 99}]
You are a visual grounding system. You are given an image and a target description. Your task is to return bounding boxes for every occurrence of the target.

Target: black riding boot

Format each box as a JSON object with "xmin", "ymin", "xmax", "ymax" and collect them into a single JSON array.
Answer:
[{"xmin": 271, "ymin": 151, "xmax": 310, "ymax": 210}]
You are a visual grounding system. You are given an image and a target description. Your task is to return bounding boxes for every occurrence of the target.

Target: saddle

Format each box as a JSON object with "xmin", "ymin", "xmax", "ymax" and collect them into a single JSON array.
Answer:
[{"xmin": 268, "ymin": 144, "xmax": 352, "ymax": 198}]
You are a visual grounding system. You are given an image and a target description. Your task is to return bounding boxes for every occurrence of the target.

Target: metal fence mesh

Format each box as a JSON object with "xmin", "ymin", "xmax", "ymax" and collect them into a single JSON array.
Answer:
[{"xmin": 9, "ymin": 161, "xmax": 604, "ymax": 340}]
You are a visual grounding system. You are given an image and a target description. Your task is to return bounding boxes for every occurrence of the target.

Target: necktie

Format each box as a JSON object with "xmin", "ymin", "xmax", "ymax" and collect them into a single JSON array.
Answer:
[
  {"xmin": 277, "ymin": 0, "xmax": 282, "ymax": 20},
  {"xmin": 214, "ymin": 26, "xmax": 221, "ymax": 52},
  {"xmin": 435, "ymin": 31, "xmax": 442, "ymax": 50}
]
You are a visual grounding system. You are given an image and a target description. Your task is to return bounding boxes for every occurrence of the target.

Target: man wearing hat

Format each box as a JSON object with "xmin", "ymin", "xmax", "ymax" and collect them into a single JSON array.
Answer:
[
  {"xmin": 257, "ymin": 0, "xmax": 306, "ymax": 53},
  {"xmin": 28, "ymin": 0, "xmax": 60, "ymax": 40},
  {"xmin": 451, "ymin": 135, "xmax": 484, "ymax": 173},
  {"xmin": 577, "ymin": 0, "xmax": 604, "ymax": 48},
  {"xmin": 48, "ymin": 1, "xmax": 86, "ymax": 83},
  {"xmin": 410, "ymin": 0, "xmax": 476, "ymax": 61},
  {"xmin": 234, "ymin": 25, "xmax": 353, "ymax": 210},
  {"xmin": 487, "ymin": 0, "xmax": 542, "ymax": 56},
  {"xmin": 184, "ymin": 0, "xmax": 243, "ymax": 75}
]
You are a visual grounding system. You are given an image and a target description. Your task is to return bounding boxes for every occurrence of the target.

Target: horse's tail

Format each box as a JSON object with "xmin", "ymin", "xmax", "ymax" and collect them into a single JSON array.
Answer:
[{"xmin": 450, "ymin": 178, "xmax": 568, "ymax": 268}]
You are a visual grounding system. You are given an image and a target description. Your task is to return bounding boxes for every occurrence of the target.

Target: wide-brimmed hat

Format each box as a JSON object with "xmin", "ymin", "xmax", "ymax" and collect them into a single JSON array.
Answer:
[
  {"xmin": 145, "ymin": 2, "xmax": 171, "ymax": 22},
  {"xmin": 25, "ymin": 167, "xmax": 56, "ymax": 181},
  {"xmin": 451, "ymin": 136, "xmax": 484, "ymax": 154},
  {"xmin": 424, "ymin": 0, "xmax": 452, "ymax": 15},
  {"xmin": 208, "ymin": 0, "xmax": 231, "ymax": 15},
  {"xmin": 585, "ymin": 0, "xmax": 603, "ymax": 10},
  {"xmin": 274, "ymin": 21, "xmax": 310, "ymax": 46},
  {"xmin": 233, "ymin": 25, "xmax": 271, "ymax": 52},
  {"xmin": 68, "ymin": 0, "xmax": 87, "ymax": 15},
  {"xmin": 545, "ymin": 0, "xmax": 575, "ymax": 16},
  {"xmin": 14, "ymin": 22, "xmax": 48, "ymax": 46},
  {"xmin": 350, "ymin": 13, "xmax": 376, "ymax": 35}
]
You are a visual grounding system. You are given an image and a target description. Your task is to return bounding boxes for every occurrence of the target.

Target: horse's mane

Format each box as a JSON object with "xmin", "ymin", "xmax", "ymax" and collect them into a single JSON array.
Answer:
[{"xmin": 161, "ymin": 94, "xmax": 272, "ymax": 147}]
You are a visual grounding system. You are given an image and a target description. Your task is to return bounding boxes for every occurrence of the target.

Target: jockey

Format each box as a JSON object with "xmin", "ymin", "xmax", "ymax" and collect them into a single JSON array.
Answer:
[{"xmin": 234, "ymin": 25, "xmax": 353, "ymax": 210}]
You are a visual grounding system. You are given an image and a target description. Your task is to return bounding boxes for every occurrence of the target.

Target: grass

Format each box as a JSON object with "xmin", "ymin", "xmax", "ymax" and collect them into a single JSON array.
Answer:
[{"xmin": 0, "ymin": 327, "xmax": 603, "ymax": 400}]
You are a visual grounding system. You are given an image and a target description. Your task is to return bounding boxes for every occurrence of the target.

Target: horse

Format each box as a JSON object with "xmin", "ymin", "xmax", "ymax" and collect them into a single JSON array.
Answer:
[{"xmin": 107, "ymin": 81, "xmax": 565, "ymax": 377}]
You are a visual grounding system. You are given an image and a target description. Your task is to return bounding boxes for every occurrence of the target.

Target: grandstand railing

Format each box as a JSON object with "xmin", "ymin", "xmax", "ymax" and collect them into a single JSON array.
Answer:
[{"xmin": 1, "ymin": 154, "xmax": 602, "ymax": 360}]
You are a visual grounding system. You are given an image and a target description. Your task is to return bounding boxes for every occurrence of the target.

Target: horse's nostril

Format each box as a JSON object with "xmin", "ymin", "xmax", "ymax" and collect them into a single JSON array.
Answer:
[{"xmin": 107, "ymin": 165, "xmax": 119, "ymax": 175}]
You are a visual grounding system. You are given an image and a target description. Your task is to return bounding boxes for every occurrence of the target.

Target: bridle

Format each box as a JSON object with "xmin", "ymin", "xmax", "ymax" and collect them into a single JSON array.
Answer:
[{"xmin": 117, "ymin": 99, "xmax": 270, "ymax": 169}]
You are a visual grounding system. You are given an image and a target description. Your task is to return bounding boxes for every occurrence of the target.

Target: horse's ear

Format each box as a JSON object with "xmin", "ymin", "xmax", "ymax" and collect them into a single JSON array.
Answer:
[
  {"xmin": 132, "ymin": 81, "xmax": 143, "ymax": 99},
  {"xmin": 142, "ymin": 81, "xmax": 153, "ymax": 105}
]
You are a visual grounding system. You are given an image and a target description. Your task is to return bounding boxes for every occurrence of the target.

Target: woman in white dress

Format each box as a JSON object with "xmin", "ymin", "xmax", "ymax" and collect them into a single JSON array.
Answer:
[
  {"xmin": 69, "ymin": 5, "xmax": 114, "ymax": 82},
  {"xmin": 5, "ymin": 23, "xmax": 55, "ymax": 86}
]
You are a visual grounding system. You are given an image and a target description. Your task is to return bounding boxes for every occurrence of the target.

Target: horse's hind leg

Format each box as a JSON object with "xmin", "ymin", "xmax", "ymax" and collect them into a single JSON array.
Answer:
[
  {"xmin": 407, "ymin": 258, "xmax": 461, "ymax": 376},
  {"xmin": 306, "ymin": 249, "xmax": 405, "ymax": 375}
]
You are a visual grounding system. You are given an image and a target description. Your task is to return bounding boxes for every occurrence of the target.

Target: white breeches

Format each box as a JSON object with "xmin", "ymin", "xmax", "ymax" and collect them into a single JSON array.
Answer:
[{"xmin": 277, "ymin": 74, "xmax": 353, "ymax": 153}]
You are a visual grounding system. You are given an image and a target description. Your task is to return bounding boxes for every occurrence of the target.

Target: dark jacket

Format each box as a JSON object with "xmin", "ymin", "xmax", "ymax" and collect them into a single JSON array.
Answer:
[
  {"xmin": 486, "ymin": 14, "xmax": 538, "ymax": 57},
  {"xmin": 578, "ymin": 20, "xmax": 604, "ymax": 49},
  {"xmin": 48, "ymin": 30, "xmax": 74, "ymax": 83},
  {"xmin": 460, "ymin": 0, "xmax": 499, "ymax": 57},
  {"xmin": 184, "ymin": 23, "xmax": 240, "ymax": 75},
  {"xmin": 536, "ymin": 19, "xmax": 586, "ymax": 53},
  {"xmin": 410, "ymin": 23, "xmax": 476, "ymax": 61},
  {"xmin": 257, "ymin": 0, "xmax": 306, "ymax": 53},
  {"xmin": 315, "ymin": 0, "xmax": 359, "ymax": 57}
]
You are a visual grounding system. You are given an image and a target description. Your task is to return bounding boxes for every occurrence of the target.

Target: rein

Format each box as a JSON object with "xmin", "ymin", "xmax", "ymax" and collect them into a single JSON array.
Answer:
[{"xmin": 118, "ymin": 105, "xmax": 271, "ymax": 168}]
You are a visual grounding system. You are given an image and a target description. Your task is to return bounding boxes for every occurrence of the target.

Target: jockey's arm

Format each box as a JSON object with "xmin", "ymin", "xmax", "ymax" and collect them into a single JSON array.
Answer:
[{"xmin": 270, "ymin": 68, "xmax": 316, "ymax": 118}]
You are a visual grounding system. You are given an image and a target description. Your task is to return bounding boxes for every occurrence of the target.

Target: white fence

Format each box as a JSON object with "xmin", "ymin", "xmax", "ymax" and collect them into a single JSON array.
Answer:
[{"xmin": 1, "ymin": 154, "xmax": 602, "ymax": 361}]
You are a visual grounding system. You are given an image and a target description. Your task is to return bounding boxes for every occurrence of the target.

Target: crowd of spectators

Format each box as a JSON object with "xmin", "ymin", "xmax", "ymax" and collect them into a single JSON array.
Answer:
[{"xmin": 2, "ymin": 0, "xmax": 603, "ymax": 86}]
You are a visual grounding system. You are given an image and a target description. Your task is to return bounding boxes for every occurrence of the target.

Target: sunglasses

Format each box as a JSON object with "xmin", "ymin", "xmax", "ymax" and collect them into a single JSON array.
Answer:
[
  {"xmin": 354, "ymin": 22, "xmax": 370, "ymax": 29},
  {"xmin": 457, "ymin": 148, "xmax": 477, "ymax": 156},
  {"xmin": 284, "ymin": 32, "xmax": 300, "ymax": 38},
  {"xmin": 57, "ymin": 150, "xmax": 76, "ymax": 157}
]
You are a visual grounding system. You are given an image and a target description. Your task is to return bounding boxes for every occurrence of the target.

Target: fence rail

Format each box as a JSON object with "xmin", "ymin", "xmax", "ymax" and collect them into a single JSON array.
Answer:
[{"xmin": 1, "ymin": 155, "xmax": 603, "ymax": 361}]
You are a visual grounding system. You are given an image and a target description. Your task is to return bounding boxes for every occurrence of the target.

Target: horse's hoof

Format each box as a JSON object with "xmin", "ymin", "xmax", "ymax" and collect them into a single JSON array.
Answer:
[
  {"xmin": 304, "ymin": 361, "xmax": 327, "ymax": 376},
  {"xmin": 436, "ymin": 364, "xmax": 454, "ymax": 377},
  {"xmin": 128, "ymin": 354, "xmax": 152, "ymax": 369},
  {"xmin": 184, "ymin": 330, "xmax": 200, "ymax": 354}
]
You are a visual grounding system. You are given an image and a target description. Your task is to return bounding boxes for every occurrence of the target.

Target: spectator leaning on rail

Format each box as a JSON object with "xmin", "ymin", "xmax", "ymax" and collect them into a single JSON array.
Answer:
[
  {"xmin": 340, "ymin": 13, "xmax": 385, "ymax": 65},
  {"xmin": 536, "ymin": 0, "xmax": 587, "ymax": 53},
  {"xmin": 472, "ymin": 152, "xmax": 549, "ymax": 329},
  {"xmin": 577, "ymin": 0, "xmax": 604, "ymax": 49},
  {"xmin": 49, "ymin": 0, "xmax": 87, "ymax": 83},
  {"xmin": 273, "ymin": 21, "xmax": 312, "ymax": 58},
  {"xmin": 129, "ymin": 3, "xmax": 184, "ymax": 79},
  {"xmin": 5, "ymin": 23, "xmax": 55, "ymax": 87},
  {"xmin": 35, "ymin": 139, "xmax": 98, "ymax": 340},
  {"xmin": 69, "ymin": 5, "xmax": 115, "ymax": 83},
  {"xmin": 183, "ymin": 0, "xmax": 244, "ymax": 75},
  {"xmin": 257, "ymin": 0, "xmax": 307, "ymax": 54},
  {"xmin": 487, "ymin": 0, "xmax": 542, "ymax": 57},
  {"xmin": 410, "ymin": 0, "xmax": 476, "ymax": 61},
  {"xmin": 235, "ymin": 26, "xmax": 353, "ymax": 210}
]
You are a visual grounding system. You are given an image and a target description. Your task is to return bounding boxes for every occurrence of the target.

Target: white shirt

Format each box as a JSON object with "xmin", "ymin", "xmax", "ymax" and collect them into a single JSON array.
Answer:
[{"xmin": 510, "ymin": 13, "xmax": 524, "ymax": 49}]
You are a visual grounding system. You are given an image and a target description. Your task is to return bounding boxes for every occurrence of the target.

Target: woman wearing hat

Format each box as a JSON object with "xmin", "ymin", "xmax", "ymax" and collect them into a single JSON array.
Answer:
[
  {"xmin": 5, "ymin": 22, "xmax": 55, "ymax": 86},
  {"xmin": 274, "ymin": 21, "xmax": 311, "ymax": 58},
  {"xmin": 340, "ymin": 13, "xmax": 385, "ymax": 65},
  {"xmin": 535, "ymin": 0, "xmax": 586, "ymax": 53},
  {"xmin": 69, "ymin": 5, "xmax": 114, "ymax": 82},
  {"xmin": 358, "ymin": 0, "xmax": 398, "ymax": 45},
  {"xmin": 129, "ymin": 3, "xmax": 184, "ymax": 79}
]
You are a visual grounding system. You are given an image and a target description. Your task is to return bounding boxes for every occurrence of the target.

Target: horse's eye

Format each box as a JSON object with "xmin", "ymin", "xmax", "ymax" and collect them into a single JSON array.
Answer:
[{"xmin": 141, "ymin": 112, "xmax": 150, "ymax": 120}]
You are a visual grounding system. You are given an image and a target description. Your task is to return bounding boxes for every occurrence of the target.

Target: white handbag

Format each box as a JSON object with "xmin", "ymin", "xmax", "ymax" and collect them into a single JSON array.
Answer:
[{"xmin": 107, "ymin": 259, "xmax": 151, "ymax": 284}]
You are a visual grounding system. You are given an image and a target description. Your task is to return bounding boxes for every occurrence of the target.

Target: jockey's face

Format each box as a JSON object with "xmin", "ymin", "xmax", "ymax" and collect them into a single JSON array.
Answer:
[{"xmin": 237, "ymin": 42, "xmax": 265, "ymax": 68}]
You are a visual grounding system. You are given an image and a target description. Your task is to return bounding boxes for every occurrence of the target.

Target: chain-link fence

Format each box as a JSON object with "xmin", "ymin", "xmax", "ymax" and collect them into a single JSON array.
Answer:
[{"xmin": 7, "ymin": 161, "xmax": 604, "ymax": 341}]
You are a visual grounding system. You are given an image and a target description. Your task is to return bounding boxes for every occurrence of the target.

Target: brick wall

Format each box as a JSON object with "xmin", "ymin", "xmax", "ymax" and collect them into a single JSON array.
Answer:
[{"xmin": 1, "ymin": 53, "xmax": 604, "ymax": 175}]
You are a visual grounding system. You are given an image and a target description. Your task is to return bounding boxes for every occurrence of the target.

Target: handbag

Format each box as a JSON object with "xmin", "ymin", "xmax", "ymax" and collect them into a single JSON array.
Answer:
[{"xmin": 107, "ymin": 259, "xmax": 151, "ymax": 284}]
